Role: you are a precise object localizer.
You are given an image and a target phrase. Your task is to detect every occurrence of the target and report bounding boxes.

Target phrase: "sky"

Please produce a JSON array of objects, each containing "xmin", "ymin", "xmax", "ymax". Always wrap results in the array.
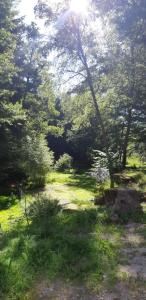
[
  {"xmin": 17, "ymin": 0, "xmax": 61, "ymax": 33},
  {"xmin": 17, "ymin": 0, "xmax": 103, "ymax": 91},
  {"xmin": 17, "ymin": 0, "xmax": 48, "ymax": 33},
  {"xmin": 18, "ymin": 0, "xmax": 37, "ymax": 24}
]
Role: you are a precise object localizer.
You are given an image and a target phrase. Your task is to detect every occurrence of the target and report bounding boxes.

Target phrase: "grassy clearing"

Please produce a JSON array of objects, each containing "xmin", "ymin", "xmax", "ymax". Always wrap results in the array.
[
  {"xmin": 0, "ymin": 206, "xmax": 122, "ymax": 300},
  {"xmin": 0, "ymin": 170, "xmax": 97, "ymax": 231},
  {"xmin": 45, "ymin": 171, "xmax": 98, "ymax": 208},
  {"xmin": 1, "ymin": 168, "xmax": 146, "ymax": 299},
  {"xmin": 0, "ymin": 171, "xmax": 120, "ymax": 299}
]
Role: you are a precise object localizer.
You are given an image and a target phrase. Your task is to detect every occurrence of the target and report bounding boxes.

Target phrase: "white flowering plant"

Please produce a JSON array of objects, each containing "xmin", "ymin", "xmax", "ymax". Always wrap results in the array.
[{"xmin": 90, "ymin": 150, "xmax": 110, "ymax": 183}]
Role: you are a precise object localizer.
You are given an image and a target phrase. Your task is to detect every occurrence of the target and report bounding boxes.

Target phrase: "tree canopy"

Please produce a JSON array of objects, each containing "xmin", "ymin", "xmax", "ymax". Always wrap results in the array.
[{"xmin": 0, "ymin": 0, "xmax": 146, "ymax": 186}]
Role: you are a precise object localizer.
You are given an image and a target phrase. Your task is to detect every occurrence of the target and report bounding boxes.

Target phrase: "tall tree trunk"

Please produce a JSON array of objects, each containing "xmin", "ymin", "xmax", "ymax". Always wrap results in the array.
[
  {"xmin": 122, "ymin": 108, "xmax": 132, "ymax": 169},
  {"xmin": 119, "ymin": 121, "xmax": 125, "ymax": 165},
  {"xmin": 121, "ymin": 44, "xmax": 136, "ymax": 169},
  {"xmin": 76, "ymin": 27, "xmax": 114, "ymax": 187}
]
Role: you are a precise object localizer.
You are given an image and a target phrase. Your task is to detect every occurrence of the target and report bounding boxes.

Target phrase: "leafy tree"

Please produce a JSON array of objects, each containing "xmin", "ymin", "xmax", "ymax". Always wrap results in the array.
[
  {"xmin": 94, "ymin": 0, "xmax": 146, "ymax": 168},
  {"xmin": 0, "ymin": 0, "xmax": 26, "ymax": 181},
  {"xmin": 0, "ymin": 0, "xmax": 57, "ymax": 185},
  {"xmin": 55, "ymin": 153, "xmax": 73, "ymax": 171},
  {"xmin": 21, "ymin": 133, "xmax": 54, "ymax": 186},
  {"xmin": 35, "ymin": 0, "xmax": 116, "ymax": 186}
]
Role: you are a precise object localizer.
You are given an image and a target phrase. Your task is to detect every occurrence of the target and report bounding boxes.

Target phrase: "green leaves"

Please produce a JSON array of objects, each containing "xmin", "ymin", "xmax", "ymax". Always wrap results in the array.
[
  {"xmin": 0, "ymin": 102, "xmax": 26, "ymax": 125},
  {"xmin": 21, "ymin": 134, "xmax": 54, "ymax": 186},
  {"xmin": 0, "ymin": 1, "xmax": 58, "ymax": 184}
]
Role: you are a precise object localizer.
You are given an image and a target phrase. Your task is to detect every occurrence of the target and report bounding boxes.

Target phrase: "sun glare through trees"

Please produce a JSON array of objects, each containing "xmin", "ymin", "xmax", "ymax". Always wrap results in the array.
[
  {"xmin": 1, "ymin": 0, "xmax": 146, "ymax": 299},
  {"xmin": 70, "ymin": 0, "xmax": 89, "ymax": 15}
]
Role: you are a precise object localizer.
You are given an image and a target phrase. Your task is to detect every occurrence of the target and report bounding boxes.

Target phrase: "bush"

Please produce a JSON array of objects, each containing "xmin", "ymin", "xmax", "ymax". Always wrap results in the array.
[
  {"xmin": 90, "ymin": 150, "xmax": 109, "ymax": 183},
  {"xmin": 55, "ymin": 153, "xmax": 73, "ymax": 172},
  {"xmin": 21, "ymin": 134, "xmax": 54, "ymax": 186},
  {"xmin": 28, "ymin": 195, "xmax": 61, "ymax": 237},
  {"xmin": 0, "ymin": 194, "xmax": 17, "ymax": 210}
]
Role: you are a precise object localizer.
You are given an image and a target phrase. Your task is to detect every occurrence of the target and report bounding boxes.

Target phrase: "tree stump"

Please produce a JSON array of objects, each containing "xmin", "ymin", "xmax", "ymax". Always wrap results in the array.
[{"xmin": 94, "ymin": 188, "xmax": 142, "ymax": 221}]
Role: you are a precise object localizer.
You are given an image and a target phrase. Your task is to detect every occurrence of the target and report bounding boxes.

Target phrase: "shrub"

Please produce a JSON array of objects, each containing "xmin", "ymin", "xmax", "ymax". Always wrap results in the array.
[
  {"xmin": 90, "ymin": 150, "xmax": 109, "ymax": 183},
  {"xmin": 0, "ymin": 194, "xmax": 17, "ymax": 210},
  {"xmin": 55, "ymin": 153, "xmax": 73, "ymax": 172},
  {"xmin": 28, "ymin": 195, "xmax": 61, "ymax": 237},
  {"xmin": 21, "ymin": 134, "xmax": 54, "ymax": 186},
  {"xmin": 90, "ymin": 150, "xmax": 121, "ymax": 183}
]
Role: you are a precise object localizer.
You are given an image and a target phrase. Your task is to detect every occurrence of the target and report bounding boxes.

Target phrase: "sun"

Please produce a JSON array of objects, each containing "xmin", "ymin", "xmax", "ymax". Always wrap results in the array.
[{"xmin": 70, "ymin": 0, "xmax": 89, "ymax": 15}]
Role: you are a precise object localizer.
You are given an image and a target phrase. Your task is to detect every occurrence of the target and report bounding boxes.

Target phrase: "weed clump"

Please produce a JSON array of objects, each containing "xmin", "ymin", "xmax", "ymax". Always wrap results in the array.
[{"xmin": 28, "ymin": 195, "xmax": 62, "ymax": 237}]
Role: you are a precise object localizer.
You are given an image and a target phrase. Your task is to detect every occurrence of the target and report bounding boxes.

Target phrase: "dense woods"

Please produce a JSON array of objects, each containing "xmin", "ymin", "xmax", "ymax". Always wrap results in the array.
[
  {"xmin": 0, "ymin": 0, "xmax": 146, "ymax": 187},
  {"xmin": 0, "ymin": 1, "xmax": 146, "ymax": 299}
]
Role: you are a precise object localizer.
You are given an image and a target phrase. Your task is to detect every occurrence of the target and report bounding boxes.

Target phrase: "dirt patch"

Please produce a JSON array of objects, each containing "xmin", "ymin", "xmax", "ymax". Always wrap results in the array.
[
  {"xmin": 117, "ymin": 224, "xmax": 146, "ymax": 281},
  {"xmin": 28, "ymin": 278, "xmax": 146, "ymax": 300},
  {"xmin": 100, "ymin": 281, "xmax": 146, "ymax": 300},
  {"xmin": 29, "ymin": 280, "xmax": 99, "ymax": 300},
  {"xmin": 100, "ymin": 223, "xmax": 146, "ymax": 299}
]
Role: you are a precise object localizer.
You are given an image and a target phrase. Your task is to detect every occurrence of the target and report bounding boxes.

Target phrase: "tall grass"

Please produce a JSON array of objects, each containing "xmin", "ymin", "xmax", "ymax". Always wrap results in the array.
[{"xmin": 0, "ymin": 198, "xmax": 120, "ymax": 300}]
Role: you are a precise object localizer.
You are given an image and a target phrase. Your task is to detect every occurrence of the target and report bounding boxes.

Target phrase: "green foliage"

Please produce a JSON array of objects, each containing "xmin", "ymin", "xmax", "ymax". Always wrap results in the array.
[
  {"xmin": 0, "ymin": 1, "xmax": 59, "ymax": 186},
  {"xmin": 55, "ymin": 153, "xmax": 73, "ymax": 172},
  {"xmin": 117, "ymin": 210, "xmax": 144, "ymax": 224},
  {"xmin": 28, "ymin": 195, "xmax": 61, "ymax": 237},
  {"xmin": 21, "ymin": 134, "xmax": 54, "ymax": 187},
  {"xmin": 0, "ymin": 195, "xmax": 17, "ymax": 210},
  {"xmin": 1, "ymin": 168, "xmax": 146, "ymax": 299},
  {"xmin": 1, "ymin": 0, "xmax": 146, "ymax": 297},
  {"xmin": 90, "ymin": 150, "xmax": 110, "ymax": 183},
  {"xmin": 127, "ymin": 155, "xmax": 143, "ymax": 168},
  {"xmin": 0, "ymin": 207, "xmax": 118, "ymax": 299}
]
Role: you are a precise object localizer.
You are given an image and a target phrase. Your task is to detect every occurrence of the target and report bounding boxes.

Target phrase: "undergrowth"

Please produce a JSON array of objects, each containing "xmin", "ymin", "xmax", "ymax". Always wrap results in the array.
[
  {"xmin": 1, "ymin": 168, "xmax": 146, "ymax": 299},
  {"xmin": 0, "ymin": 199, "xmax": 120, "ymax": 300}
]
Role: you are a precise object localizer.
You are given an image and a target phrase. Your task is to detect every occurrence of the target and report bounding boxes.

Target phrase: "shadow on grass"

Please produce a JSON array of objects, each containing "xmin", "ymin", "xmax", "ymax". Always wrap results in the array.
[
  {"xmin": 0, "ymin": 208, "xmax": 117, "ymax": 299},
  {"xmin": 67, "ymin": 172, "xmax": 97, "ymax": 193}
]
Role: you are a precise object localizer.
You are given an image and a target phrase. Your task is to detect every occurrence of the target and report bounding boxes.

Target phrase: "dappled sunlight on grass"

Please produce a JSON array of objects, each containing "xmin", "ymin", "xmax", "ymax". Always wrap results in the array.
[
  {"xmin": 118, "ymin": 169, "xmax": 146, "ymax": 192},
  {"xmin": 45, "ymin": 182, "xmax": 94, "ymax": 204},
  {"xmin": 0, "ymin": 195, "xmax": 34, "ymax": 231},
  {"xmin": 0, "ymin": 207, "xmax": 119, "ymax": 299},
  {"xmin": 67, "ymin": 172, "xmax": 97, "ymax": 192},
  {"xmin": 127, "ymin": 155, "xmax": 146, "ymax": 168},
  {"xmin": 0, "ymin": 203, "xmax": 23, "ymax": 231},
  {"xmin": 0, "ymin": 171, "xmax": 96, "ymax": 237},
  {"xmin": 45, "ymin": 171, "xmax": 97, "ymax": 208},
  {"xmin": 47, "ymin": 171, "xmax": 97, "ymax": 191},
  {"xmin": 1, "ymin": 168, "xmax": 146, "ymax": 298},
  {"xmin": 47, "ymin": 171, "xmax": 76, "ymax": 184}
]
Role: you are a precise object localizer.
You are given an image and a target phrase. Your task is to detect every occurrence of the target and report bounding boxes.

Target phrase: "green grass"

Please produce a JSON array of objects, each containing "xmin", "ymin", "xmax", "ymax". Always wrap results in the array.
[
  {"xmin": 0, "ymin": 171, "xmax": 120, "ymax": 299},
  {"xmin": 0, "ymin": 207, "xmax": 121, "ymax": 300},
  {"xmin": 1, "ymin": 168, "xmax": 146, "ymax": 299},
  {"xmin": 47, "ymin": 170, "xmax": 97, "ymax": 192},
  {"xmin": 0, "ymin": 195, "xmax": 34, "ymax": 231},
  {"xmin": 0, "ymin": 203, "xmax": 23, "ymax": 231},
  {"xmin": 45, "ymin": 171, "xmax": 97, "ymax": 208},
  {"xmin": 127, "ymin": 155, "xmax": 145, "ymax": 168},
  {"xmin": 122, "ymin": 169, "xmax": 146, "ymax": 192}
]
